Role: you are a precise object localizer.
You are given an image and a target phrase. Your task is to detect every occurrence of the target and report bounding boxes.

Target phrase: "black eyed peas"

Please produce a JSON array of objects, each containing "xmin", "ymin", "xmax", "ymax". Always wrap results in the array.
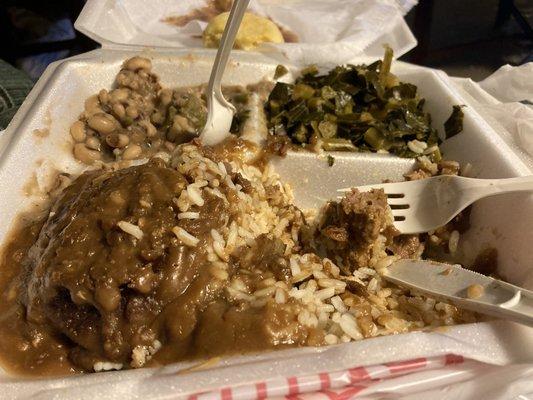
[
  {"xmin": 139, "ymin": 120, "xmax": 157, "ymax": 138},
  {"xmin": 123, "ymin": 56, "xmax": 152, "ymax": 72},
  {"xmin": 110, "ymin": 88, "xmax": 129, "ymax": 103},
  {"xmin": 85, "ymin": 136, "xmax": 101, "ymax": 151},
  {"xmin": 122, "ymin": 144, "xmax": 142, "ymax": 160},
  {"xmin": 73, "ymin": 143, "xmax": 102, "ymax": 164},
  {"xmin": 112, "ymin": 103, "xmax": 126, "ymax": 119},
  {"xmin": 106, "ymin": 133, "xmax": 130, "ymax": 149},
  {"xmin": 84, "ymin": 95, "xmax": 103, "ymax": 116},
  {"xmin": 70, "ymin": 121, "xmax": 86, "ymax": 142},
  {"xmin": 87, "ymin": 113, "xmax": 119, "ymax": 135},
  {"xmin": 70, "ymin": 56, "xmax": 247, "ymax": 165},
  {"xmin": 125, "ymin": 105, "xmax": 139, "ymax": 119}
]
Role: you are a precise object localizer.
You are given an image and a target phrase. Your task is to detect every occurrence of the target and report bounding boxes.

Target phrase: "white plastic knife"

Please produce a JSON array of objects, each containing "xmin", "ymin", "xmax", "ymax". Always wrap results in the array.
[{"xmin": 384, "ymin": 259, "xmax": 533, "ymax": 327}]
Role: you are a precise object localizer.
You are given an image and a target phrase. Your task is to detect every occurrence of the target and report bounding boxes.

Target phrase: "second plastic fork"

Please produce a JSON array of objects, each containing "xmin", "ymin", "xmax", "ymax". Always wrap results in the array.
[{"xmin": 339, "ymin": 175, "xmax": 533, "ymax": 234}]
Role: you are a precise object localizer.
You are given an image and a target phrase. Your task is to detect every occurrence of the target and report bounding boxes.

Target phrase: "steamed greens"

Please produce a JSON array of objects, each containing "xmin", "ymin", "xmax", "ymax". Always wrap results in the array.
[
  {"xmin": 265, "ymin": 49, "xmax": 462, "ymax": 159},
  {"xmin": 444, "ymin": 105, "xmax": 465, "ymax": 139}
]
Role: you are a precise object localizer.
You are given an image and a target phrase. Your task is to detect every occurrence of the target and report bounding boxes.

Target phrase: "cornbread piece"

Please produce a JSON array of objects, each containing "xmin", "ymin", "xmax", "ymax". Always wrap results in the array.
[{"xmin": 203, "ymin": 12, "xmax": 284, "ymax": 50}]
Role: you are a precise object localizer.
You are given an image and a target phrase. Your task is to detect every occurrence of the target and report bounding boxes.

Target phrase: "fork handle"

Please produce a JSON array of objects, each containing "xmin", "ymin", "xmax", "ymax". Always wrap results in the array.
[
  {"xmin": 469, "ymin": 176, "xmax": 533, "ymax": 200},
  {"xmin": 205, "ymin": 0, "xmax": 250, "ymax": 106}
]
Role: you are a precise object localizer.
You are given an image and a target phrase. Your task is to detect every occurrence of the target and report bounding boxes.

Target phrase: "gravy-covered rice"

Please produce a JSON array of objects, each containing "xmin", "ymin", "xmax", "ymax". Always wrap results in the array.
[
  {"xmin": 0, "ymin": 57, "xmax": 477, "ymax": 377},
  {"xmin": 0, "ymin": 137, "xmax": 475, "ymax": 375}
]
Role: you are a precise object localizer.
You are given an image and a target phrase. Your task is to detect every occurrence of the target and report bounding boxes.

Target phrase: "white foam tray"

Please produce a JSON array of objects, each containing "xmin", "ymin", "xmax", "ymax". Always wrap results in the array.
[{"xmin": 1, "ymin": 48, "xmax": 533, "ymax": 399}]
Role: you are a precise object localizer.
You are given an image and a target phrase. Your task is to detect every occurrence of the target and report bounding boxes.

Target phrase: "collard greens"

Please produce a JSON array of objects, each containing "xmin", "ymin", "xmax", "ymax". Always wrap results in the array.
[{"xmin": 265, "ymin": 49, "xmax": 463, "ymax": 159}]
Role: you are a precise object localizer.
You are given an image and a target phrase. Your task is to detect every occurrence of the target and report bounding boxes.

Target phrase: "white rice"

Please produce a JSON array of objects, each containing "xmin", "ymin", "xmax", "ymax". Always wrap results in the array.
[
  {"xmin": 210, "ymin": 229, "xmax": 225, "ymax": 245},
  {"xmin": 130, "ymin": 340, "xmax": 162, "ymax": 368},
  {"xmin": 340, "ymin": 313, "xmax": 363, "ymax": 340},
  {"xmin": 212, "ymin": 240, "xmax": 228, "ymax": 261},
  {"xmin": 253, "ymin": 286, "xmax": 276, "ymax": 297},
  {"xmin": 209, "ymin": 264, "xmax": 229, "ymax": 280},
  {"xmin": 331, "ymin": 296, "xmax": 347, "ymax": 313},
  {"xmin": 423, "ymin": 145, "xmax": 439, "ymax": 155},
  {"xmin": 324, "ymin": 334, "xmax": 339, "ymax": 345},
  {"xmin": 315, "ymin": 287, "xmax": 335, "ymax": 301},
  {"xmin": 172, "ymin": 226, "xmax": 199, "ymax": 247},
  {"xmin": 117, "ymin": 221, "xmax": 143, "ymax": 240},
  {"xmin": 217, "ymin": 161, "xmax": 227, "ymax": 176},
  {"xmin": 449, "ymin": 230, "xmax": 460, "ymax": 254},
  {"xmin": 407, "ymin": 140, "xmax": 428, "ymax": 154},
  {"xmin": 94, "ymin": 361, "xmax": 123, "ymax": 372},
  {"xmin": 178, "ymin": 211, "xmax": 200, "ymax": 220},
  {"xmin": 187, "ymin": 184, "xmax": 205, "ymax": 207},
  {"xmin": 275, "ymin": 288, "xmax": 287, "ymax": 304},
  {"xmin": 163, "ymin": 140, "xmax": 475, "ymax": 353}
]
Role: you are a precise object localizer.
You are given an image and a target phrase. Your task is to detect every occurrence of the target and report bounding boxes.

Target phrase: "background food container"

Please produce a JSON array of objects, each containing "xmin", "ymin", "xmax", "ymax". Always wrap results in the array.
[
  {"xmin": 1, "ymin": 2, "xmax": 533, "ymax": 399},
  {"xmin": 74, "ymin": 0, "xmax": 418, "ymax": 64}
]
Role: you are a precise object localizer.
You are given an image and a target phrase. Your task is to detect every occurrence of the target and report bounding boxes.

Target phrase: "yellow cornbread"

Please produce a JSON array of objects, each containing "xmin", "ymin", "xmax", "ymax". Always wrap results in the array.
[{"xmin": 203, "ymin": 12, "xmax": 284, "ymax": 50}]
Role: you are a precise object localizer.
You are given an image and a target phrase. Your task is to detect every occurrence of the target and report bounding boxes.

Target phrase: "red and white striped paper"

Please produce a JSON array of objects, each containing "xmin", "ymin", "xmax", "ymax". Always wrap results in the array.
[{"xmin": 189, "ymin": 354, "xmax": 465, "ymax": 400}]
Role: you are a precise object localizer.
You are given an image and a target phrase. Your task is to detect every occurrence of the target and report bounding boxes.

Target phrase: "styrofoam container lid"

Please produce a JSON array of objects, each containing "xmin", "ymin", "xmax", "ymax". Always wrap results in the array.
[{"xmin": 74, "ymin": 0, "xmax": 418, "ymax": 64}]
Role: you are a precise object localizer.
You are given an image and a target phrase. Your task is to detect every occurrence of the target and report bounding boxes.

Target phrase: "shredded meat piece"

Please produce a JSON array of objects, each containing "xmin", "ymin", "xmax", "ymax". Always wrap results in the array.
[
  {"xmin": 451, "ymin": 206, "xmax": 472, "ymax": 233},
  {"xmin": 322, "ymin": 226, "xmax": 348, "ymax": 242},
  {"xmin": 231, "ymin": 234, "xmax": 290, "ymax": 281},
  {"xmin": 403, "ymin": 169, "xmax": 432, "ymax": 181},
  {"xmin": 315, "ymin": 189, "xmax": 395, "ymax": 273},
  {"xmin": 388, "ymin": 235, "xmax": 423, "ymax": 259},
  {"xmin": 231, "ymin": 172, "xmax": 253, "ymax": 194},
  {"xmin": 266, "ymin": 134, "xmax": 291, "ymax": 156}
]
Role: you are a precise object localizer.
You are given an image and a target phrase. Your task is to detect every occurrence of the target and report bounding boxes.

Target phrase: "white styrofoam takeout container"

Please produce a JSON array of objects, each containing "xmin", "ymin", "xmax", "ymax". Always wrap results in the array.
[
  {"xmin": 1, "ymin": 0, "xmax": 533, "ymax": 396},
  {"xmin": 1, "ymin": 47, "xmax": 533, "ymax": 399},
  {"xmin": 73, "ymin": 0, "xmax": 418, "ymax": 64}
]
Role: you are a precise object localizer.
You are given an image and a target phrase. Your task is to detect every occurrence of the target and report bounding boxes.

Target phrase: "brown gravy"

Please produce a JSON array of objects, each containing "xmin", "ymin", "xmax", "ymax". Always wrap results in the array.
[
  {"xmin": 0, "ymin": 155, "xmax": 313, "ymax": 377},
  {"xmin": 0, "ymin": 219, "xmax": 78, "ymax": 376}
]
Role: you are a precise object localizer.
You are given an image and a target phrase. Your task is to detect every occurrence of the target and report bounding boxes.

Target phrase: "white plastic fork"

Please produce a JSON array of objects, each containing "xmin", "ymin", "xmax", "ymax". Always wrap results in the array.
[
  {"xmin": 199, "ymin": 0, "xmax": 251, "ymax": 146},
  {"xmin": 338, "ymin": 175, "xmax": 533, "ymax": 234}
]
